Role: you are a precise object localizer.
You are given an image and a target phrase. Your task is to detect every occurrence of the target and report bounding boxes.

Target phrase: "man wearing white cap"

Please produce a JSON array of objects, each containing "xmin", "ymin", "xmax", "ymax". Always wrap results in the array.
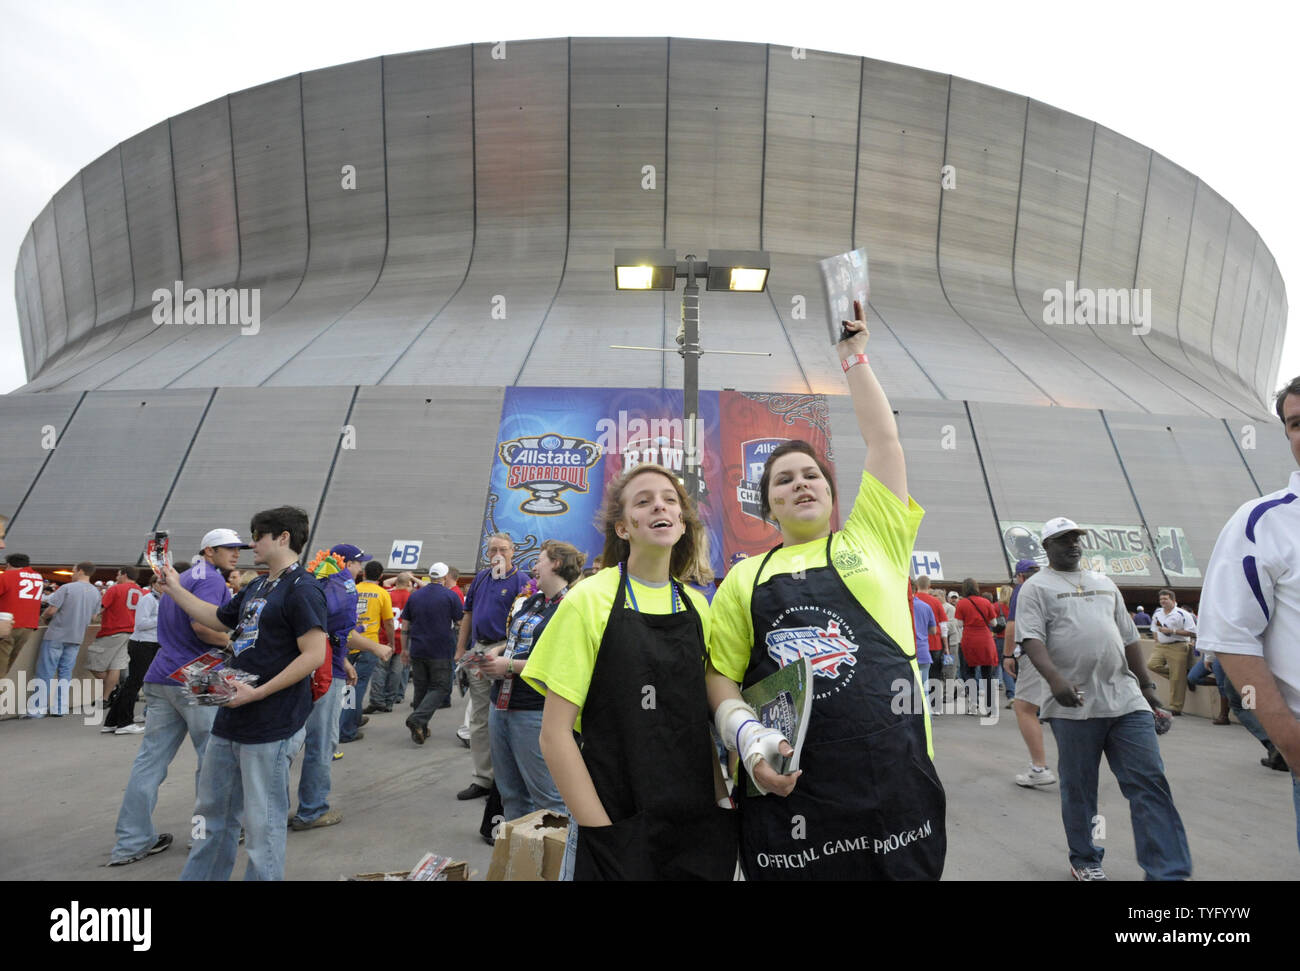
[
  {"xmin": 106, "ymin": 528, "xmax": 247, "ymax": 866},
  {"xmin": 1014, "ymin": 517, "xmax": 1190, "ymax": 881}
]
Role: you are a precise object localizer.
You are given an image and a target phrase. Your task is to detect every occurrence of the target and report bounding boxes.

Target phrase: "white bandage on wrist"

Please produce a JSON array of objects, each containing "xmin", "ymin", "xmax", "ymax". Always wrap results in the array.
[
  {"xmin": 714, "ymin": 697, "xmax": 787, "ymax": 795},
  {"xmin": 715, "ymin": 698, "xmax": 759, "ymax": 753}
]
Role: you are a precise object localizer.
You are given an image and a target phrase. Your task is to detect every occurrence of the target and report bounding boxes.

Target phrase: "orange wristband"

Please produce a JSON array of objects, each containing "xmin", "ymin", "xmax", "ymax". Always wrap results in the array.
[{"xmin": 841, "ymin": 353, "xmax": 869, "ymax": 373}]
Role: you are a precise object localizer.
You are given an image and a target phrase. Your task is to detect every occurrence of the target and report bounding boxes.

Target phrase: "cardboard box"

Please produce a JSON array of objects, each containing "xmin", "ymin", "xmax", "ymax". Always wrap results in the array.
[
  {"xmin": 349, "ymin": 860, "xmax": 468, "ymax": 881},
  {"xmin": 485, "ymin": 810, "xmax": 569, "ymax": 881}
]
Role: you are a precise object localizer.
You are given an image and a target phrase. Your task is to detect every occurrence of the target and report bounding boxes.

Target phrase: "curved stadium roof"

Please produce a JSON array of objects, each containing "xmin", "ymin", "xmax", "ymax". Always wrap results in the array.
[{"xmin": 4, "ymin": 38, "xmax": 1293, "ymax": 583}]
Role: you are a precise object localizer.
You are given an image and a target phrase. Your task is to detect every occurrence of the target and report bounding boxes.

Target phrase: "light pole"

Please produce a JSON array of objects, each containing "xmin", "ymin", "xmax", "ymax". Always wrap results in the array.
[{"xmin": 613, "ymin": 248, "xmax": 771, "ymax": 502}]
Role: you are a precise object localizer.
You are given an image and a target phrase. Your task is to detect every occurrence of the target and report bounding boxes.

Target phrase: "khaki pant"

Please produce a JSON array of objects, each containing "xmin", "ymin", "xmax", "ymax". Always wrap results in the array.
[
  {"xmin": 0, "ymin": 627, "xmax": 38, "ymax": 678},
  {"xmin": 467, "ymin": 643, "xmax": 499, "ymax": 788},
  {"xmin": 1147, "ymin": 641, "xmax": 1193, "ymax": 712}
]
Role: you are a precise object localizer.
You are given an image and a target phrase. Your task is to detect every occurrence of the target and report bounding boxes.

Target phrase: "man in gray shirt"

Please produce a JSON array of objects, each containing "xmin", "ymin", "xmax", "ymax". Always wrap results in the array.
[
  {"xmin": 1016, "ymin": 518, "xmax": 1190, "ymax": 882},
  {"xmin": 31, "ymin": 561, "xmax": 101, "ymax": 717}
]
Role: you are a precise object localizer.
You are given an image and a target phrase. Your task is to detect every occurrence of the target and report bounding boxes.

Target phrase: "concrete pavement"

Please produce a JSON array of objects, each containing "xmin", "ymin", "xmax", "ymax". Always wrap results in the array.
[{"xmin": 0, "ymin": 684, "xmax": 1294, "ymax": 881}]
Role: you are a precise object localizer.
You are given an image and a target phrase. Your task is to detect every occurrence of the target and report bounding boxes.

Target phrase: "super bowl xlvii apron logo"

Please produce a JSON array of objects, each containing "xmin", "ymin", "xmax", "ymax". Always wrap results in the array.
[
  {"xmin": 499, "ymin": 434, "xmax": 601, "ymax": 515},
  {"xmin": 765, "ymin": 605, "xmax": 859, "ymax": 697},
  {"xmin": 738, "ymin": 438, "xmax": 787, "ymax": 520}
]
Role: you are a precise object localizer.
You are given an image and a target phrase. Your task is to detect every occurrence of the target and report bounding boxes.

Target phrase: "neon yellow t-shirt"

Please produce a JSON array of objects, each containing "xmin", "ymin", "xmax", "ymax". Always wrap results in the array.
[
  {"xmin": 709, "ymin": 469, "xmax": 924, "ymax": 682},
  {"xmin": 354, "ymin": 581, "xmax": 394, "ymax": 651},
  {"xmin": 522, "ymin": 566, "xmax": 712, "ymax": 732}
]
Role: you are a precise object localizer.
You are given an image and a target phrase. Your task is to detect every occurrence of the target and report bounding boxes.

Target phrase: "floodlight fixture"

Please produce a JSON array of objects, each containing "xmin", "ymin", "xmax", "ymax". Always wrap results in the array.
[
  {"xmin": 705, "ymin": 250, "xmax": 769, "ymax": 292},
  {"xmin": 614, "ymin": 248, "xmax": 678, "ymax": 290}
]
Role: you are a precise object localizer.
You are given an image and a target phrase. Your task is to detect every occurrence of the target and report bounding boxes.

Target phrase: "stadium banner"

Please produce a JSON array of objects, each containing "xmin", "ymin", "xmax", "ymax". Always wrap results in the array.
[
  {"xmin": 481, "ymin": 387, "xmax": 835, "ymax": 577},
  {"xmin": 998, "ymin": 520, "xmax": 1156, "ymax": 578},
  {"xmin": 998, "ymin": 521, "xmax": 1201, "ymax": 580}
]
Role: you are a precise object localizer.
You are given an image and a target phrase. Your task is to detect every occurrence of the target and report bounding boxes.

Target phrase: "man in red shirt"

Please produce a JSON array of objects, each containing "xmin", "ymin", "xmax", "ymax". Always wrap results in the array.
[
  {"xmin": 914, "ymin": 575, "xmax": 948, "ymax": 692},
  {"xmin": 89, "ymin": 569, "xmax": 143, "ymax": 707},
  {"xmin": 0, "ymin": 553, "xmax": 47, "ymax": 676},
  {"xmin": 368, "ymin": 572, "xmax": 414, "ymax": 713}
]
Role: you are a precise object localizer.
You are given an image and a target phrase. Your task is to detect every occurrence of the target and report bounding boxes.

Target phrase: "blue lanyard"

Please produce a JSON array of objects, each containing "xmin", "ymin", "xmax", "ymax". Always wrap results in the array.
[{"xmin": 620, "ymin": 563, "xmax": 681, "ymax": 614}]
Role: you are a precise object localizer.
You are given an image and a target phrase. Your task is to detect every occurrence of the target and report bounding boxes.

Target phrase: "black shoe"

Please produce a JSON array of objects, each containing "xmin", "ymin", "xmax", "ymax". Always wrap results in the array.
[
  {"xmin": 406, "ymin": 718, "xmax": 425, "ymax": 745},
  {"xmin": 359, "ymin": 715, "xmax": 370, "ymax": 727},
  {"xmin": 481, "ymin": 834, "xmax": 495, "ymax": 846},
  {"xmin": 1262, "ymin": 744, "xmax": 1290, "ymax": 771},
  {"xmin": 106, "ymin": 832, "xmax": 172, "ymax": 867},
  {"xmin": 457, "ymin": 783, "xmax": 490, "ymax": 801},
  {"xmin": 363, "ymin": 704, "xmax": 381, "ymax": 714},
  {"xmin": 340, "ymin": 732, "xmax": 364, "ymax": 743}
]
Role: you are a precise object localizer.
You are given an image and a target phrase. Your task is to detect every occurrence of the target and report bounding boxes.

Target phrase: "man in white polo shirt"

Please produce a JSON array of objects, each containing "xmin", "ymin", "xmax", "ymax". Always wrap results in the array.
[
  {"xmin": 1147, "ymin": 588, "xmax": 1198, "ymax": 715},
  {"xmin": 1197, "ymin": 375, "xmax": 1300, "ymax": 853}
]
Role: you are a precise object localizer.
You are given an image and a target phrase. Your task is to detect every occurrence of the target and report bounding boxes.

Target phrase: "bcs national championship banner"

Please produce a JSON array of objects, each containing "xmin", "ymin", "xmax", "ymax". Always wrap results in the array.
[{"xmin": 480, "ymin": 387, "xmax": 836, "ymax": 576}]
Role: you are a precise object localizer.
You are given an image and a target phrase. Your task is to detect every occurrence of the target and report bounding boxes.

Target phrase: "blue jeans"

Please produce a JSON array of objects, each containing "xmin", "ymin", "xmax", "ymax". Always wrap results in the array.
[
  {"xmin": 295, "ymin": 679, "xmax": 344, "ymax": 822},
  {"xmin": 109, "ymin": 683, "xmax": 217, "ymax": 862},
  {"xmin": 32, "ymin": 638, "xmax": 81, "ymax": 716},
  {"xmin": 1211, "ymin": 659, "xmax": 1271, "ymax": 748},
  {"xmin": 181, "ymin": 726, "xmax": 306, "ymax": 881},
  {"xmin": 395, "ymin": 657, "xmax": 411, "ymax": 705},
  {"xmin": 489, "ymin": 706, "xmax": 566, "ymax": 822},
  {"xmin": 1186, "ymin": 657, "xmax": 1216, "ymax": 688},
  {"xmin": 369, "ymin": 653, "xmax": 405, "ymax": 709},
  {"xmin": 339, "ymin": 651, "xmax": 377, "ymax": 741},
  {"xmin": 1048, "ymin": 710, "xmax": 1192, "ymax": 880},
  {"xmin": 1293, "ymin": 776, "xmax": 1300, "ymax": 856},
  {"xmin": 999, "ymin": 663, "xmax": 1016, "ymax": 699}
]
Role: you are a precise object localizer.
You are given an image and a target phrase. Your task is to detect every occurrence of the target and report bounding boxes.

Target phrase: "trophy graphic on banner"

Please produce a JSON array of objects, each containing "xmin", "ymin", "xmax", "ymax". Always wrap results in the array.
[{"xmin": 499, "ymin": 434, "xmax": 602, "ymax": 514}]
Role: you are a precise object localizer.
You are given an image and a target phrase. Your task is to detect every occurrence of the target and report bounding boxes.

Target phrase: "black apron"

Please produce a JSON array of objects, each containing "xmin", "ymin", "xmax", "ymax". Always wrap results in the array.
[
  {"xmin": 736, "ymin": 535, "xmax": 946, "ymax": 880},
  {"xmin": 573, "ymin": 566, "xmax": 738, "ymax": 881}
]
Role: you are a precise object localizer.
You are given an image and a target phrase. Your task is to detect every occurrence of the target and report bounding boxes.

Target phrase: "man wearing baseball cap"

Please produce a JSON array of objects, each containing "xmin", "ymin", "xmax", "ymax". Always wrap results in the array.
[
  {"xmin": 107, "ymin": 528, "xmax": 247, "ymax": 866},
  {"xmin": 1014, "ymin": 517, "xmax": 1190, "ymax": 881},
  {"xmin": 334, "ymin": 545, "xmax": 392, "ymax": 745},
  {"xmin": 1002, "ymin": 558, "xmax": 1056, "ymax": 789}
]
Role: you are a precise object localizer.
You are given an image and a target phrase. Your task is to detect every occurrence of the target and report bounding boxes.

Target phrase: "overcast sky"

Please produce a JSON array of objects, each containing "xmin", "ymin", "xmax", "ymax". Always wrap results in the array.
[{"xmin": 2, "ymin": 0, "xmax": 1294, "ymax": 400}]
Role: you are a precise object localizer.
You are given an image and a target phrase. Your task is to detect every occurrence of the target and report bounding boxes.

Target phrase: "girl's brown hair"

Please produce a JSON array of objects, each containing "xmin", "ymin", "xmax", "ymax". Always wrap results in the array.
[{"xmin": 597, "ymin": 463, "xmax": 704, "ymax": 580}]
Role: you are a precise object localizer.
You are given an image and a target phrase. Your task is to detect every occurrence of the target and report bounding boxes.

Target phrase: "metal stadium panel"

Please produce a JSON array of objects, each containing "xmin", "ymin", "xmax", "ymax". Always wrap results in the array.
[
  {"xmin": 1103, "ymin": 412, "xmax": 1261, "ymax": 589},
  {"xmin": 155, "ymin": 386, "xmax": 353, "ymax": 563},
  {"xmin": 52, "ymin": 175, "xmax": 96, "ymax": 353},
  {"xmin": 82, "ymin": 148, "xmax": 134, "ymax": 329},
  {"xmin": 2, "ymin": 389, "xmax": 212, "ymax": 564},
  {"xmin": 269, "ymin": 47, "xmax": 476, "ymax": 386},
  {"xmin": 892, "ymin": 399, "xmax": 1007, "ymax": 581},
  {"xmin": 311, "ymin": 385, "xmax": 507, "ymax": 568},
  {"xmin": 0, "ymin": 391, "xmax": 82, "ymax": 520},
  {"xmin": 385, "ymin": 39, "xmax": 570, "ymax": 388}
]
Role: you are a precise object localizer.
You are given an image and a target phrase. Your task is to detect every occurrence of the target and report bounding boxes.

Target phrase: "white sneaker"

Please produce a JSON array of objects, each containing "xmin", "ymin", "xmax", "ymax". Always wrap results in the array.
[
  {"xmin": 1015, "ymin": 765, "xmax": 1057, "ymax": 788},
  {"xmin": 115, "ymin": 723, "xmax": 145, "ymax": 735},
  {"xmin": 100, "ymin": 724, "xmax": 118, "ymax": 733}
]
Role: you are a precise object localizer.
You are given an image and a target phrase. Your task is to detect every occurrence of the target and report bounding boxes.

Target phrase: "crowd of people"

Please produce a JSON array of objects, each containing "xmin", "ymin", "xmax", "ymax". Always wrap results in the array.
[{"xmin": 1, "ymin": 326, "xmax": 1298, "ymax": 882}]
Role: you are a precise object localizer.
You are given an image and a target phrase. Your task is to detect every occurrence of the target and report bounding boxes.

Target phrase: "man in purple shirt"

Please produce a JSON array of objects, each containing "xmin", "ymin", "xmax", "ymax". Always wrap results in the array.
[
  {"xmin": 106, "ymin": 529, "xmax": 247, "ymax": 866},
  {"xmin": 453, "ymin": 533, "xmax": 529, "ymax": 800},
  {"xmin": 402, "ymin": 572, "xmax": 464, "ymax": 745}
]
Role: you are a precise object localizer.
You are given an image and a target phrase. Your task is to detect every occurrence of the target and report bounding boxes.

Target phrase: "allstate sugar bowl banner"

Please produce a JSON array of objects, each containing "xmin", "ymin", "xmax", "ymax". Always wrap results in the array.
[{"xmin": 479, "ymin": 388, "xmax": 836, "ymax": 577}]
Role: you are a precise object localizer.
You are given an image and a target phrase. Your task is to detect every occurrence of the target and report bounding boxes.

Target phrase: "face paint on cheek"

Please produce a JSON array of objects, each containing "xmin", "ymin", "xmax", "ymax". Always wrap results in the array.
[
  {"xmin": 629, "ymin": 517, "xmax": 640, "ymax": 529},
  {"xmin": 774, "ymin": 497, "xmax": 785, "ymax": 506}
]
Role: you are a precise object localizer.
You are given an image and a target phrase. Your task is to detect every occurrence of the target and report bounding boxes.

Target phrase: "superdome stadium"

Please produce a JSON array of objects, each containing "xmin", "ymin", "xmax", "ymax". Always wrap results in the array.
[{"xmin": 3, "ymin": 37, "xmax": 1293, "ymax": 589}]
